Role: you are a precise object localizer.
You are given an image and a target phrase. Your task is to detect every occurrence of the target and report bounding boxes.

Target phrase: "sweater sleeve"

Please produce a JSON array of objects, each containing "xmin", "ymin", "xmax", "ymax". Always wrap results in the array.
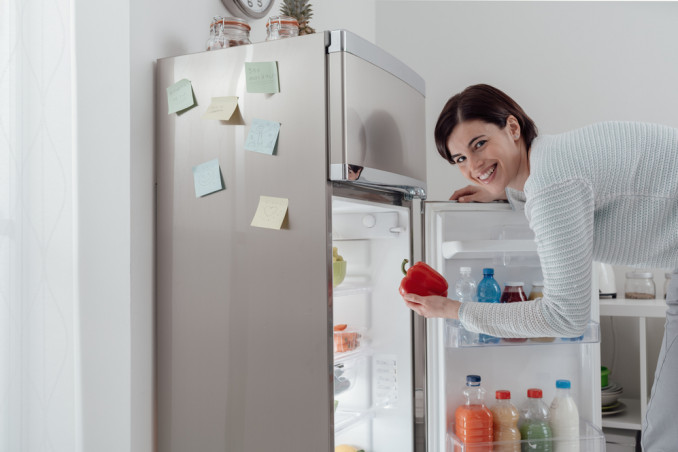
[{"xmin": 458, "ymin": 180, "xmax": 594, "ymax": 338}]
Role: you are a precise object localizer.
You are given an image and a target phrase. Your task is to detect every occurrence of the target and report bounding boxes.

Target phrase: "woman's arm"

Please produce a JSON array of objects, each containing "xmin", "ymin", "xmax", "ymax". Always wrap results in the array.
[{"xmin": 458, "ymin": 180, "xmax": 595, "ymax": 338}]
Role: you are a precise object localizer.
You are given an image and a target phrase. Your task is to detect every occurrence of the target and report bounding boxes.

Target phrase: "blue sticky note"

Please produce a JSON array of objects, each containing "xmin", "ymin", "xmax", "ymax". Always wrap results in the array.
[
  {"xmin": 245, "ymin": 62, "xmax": 280, "ymax": 94},
  {"xmin": 192, "ymin": 159, "xmax": 224, "ymax": 197},
  {"xmin": 244, "ymin": 119, "xmax": 281, "ymax": 155}
]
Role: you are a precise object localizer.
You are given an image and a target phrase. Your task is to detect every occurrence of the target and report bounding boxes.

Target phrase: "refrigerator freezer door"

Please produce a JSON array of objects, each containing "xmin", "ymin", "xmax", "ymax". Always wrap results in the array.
[
  {"xmin": 156, "ymin": 34, "xmax": 334, "ymax": 452},
  {"xmin": 326, "ymin": 31, "xmax": 426, "ymax": 199}
]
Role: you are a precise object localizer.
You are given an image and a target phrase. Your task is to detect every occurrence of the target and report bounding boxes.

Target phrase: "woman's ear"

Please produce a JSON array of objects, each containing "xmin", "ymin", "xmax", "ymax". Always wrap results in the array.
[{"xmin": 506, "ymin": 115, "xmax": 521, "ymax": 140}]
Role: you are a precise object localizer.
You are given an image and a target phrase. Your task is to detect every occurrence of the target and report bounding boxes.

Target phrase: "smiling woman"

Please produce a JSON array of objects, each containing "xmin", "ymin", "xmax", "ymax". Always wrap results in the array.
[{"xmin": 400, "ymin": 82, "xmax": 678, "ymax": 450}]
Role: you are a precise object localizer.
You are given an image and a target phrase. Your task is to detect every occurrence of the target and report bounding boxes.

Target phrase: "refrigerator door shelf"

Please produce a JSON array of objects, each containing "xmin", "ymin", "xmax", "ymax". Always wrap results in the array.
[
  {"xmin": 446, "ymin": 420, "xmax": 605, "ymax": 452},
  {"xmin": 445, "ymin": 319, "xmax": 601, "ymax": 348},
  {"xmin": 441, "ymin": 239, "xmax": 537, "ymax": 259}
]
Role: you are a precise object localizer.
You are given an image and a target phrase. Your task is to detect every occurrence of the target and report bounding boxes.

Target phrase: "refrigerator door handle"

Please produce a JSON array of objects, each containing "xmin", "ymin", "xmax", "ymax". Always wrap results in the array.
[{"xmin": 330, "ymin": 163, "xmax": 427, "ymax": 200}]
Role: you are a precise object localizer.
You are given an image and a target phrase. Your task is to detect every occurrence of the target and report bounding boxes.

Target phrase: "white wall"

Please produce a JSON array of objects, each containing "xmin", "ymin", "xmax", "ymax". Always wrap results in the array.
[
  {"xmin": 375, "ymin": 1, "xmax": 678, "ymax": 201},
  {"xmin": 75, "ymin": 1, "xmax": 678, "ymax": 450}
]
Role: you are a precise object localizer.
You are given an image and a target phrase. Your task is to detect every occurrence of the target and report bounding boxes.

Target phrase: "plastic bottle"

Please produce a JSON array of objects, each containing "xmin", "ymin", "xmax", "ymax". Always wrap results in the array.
[
  {"xmin": 455, "ymin": 267, "xmax": 478, "ymax": 344},
  {"xmin": 519, "ymin": 388, "xmax": 553, "ymax": 452},
  {"xmin": 477, "ymin": 268, "xmax": 501, "ymax": 344},
  {"xmin": 454, "ymin": 375, "xmax": 493, "ymax": 452},
  {"xmin": 549, "ymin": 380, "xmax": 579, "ymax": 452},
  {"xmin": 490, "ymin": 390, "xmax": 521, "ymax": 452}
]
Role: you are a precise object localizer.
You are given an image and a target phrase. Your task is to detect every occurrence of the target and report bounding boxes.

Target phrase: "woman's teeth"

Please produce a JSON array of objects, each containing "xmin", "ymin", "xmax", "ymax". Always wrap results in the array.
[{"xmin": 478, "ymin": 165, "xmax": 496, "ymax": 181}]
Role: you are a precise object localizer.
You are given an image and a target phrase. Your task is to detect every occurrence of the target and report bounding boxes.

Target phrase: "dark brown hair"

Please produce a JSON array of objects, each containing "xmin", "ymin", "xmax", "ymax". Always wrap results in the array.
[{"xmin": 434, "ymin": 84, "xmax": 538, "ymax": 164}]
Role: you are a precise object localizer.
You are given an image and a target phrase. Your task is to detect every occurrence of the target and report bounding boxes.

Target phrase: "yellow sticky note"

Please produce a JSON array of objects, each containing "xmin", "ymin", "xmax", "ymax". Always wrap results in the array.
[
  {"xmin": 251, "ymin": 196, "xmax": 288, "ymax": 230},
  {"xmin": 202, "ymin": 96, "xmax": 239, "ymax": 120}
]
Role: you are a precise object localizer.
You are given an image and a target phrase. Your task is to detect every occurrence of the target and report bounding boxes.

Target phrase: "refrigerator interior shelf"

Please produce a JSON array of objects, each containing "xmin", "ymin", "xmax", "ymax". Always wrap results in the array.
[
  {"xmin": 334, "ymin": 409, "xmax": 375, "ymax": 436},
  {"xmin": 442, "ymin": 239, "xmax": 537, "ymax": 259},
  {"xmin": 333, "ymin": 282, "xmax": 373, "ymax": 297},
  {"xmin": 444, "ymin": 320, "xmax": 600, "ymax": 348},
  {"xmin": 446, "ymin": 420, "xmax": 605, "ymax": 451}
]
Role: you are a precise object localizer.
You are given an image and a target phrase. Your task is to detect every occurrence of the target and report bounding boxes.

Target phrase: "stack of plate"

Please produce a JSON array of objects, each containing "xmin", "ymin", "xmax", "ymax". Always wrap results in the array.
[{"xmin": 601, "ymin": 382, "xmax": 625, "ymax": 415}]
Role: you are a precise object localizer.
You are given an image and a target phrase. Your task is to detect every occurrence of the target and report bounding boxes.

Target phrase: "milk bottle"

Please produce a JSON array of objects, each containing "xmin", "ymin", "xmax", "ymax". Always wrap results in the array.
[
  {"xmin": 549, "ymin": 380, "xmax": 579, "ymax": 452},
  {"xmin": 490, "ymin": 390, "xmax": 520, "ymax": 452}
]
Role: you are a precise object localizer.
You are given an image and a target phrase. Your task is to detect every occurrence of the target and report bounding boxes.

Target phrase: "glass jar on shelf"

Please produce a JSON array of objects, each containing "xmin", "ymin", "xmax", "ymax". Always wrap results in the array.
[
  {"xmin": 207, "ymin": 16, "xmax": 251, "ymax": 51},
  {"xmin": 528, "ymin": 282, "xmax": 555, "ymax": 343},
  {"xmin": 624, "ymin": 271, "xmax": 655, "ymax": 299},
  {"xmin": 265, "ymin": 15, "xmax": 299, "ymax": 41},
  {"xmin": 500, "ymin": 282, "xmax": 527, "ymax": 343},
  {"xmin": 665, "ymin": 272, "xmax": 674, "ymax": 299}
]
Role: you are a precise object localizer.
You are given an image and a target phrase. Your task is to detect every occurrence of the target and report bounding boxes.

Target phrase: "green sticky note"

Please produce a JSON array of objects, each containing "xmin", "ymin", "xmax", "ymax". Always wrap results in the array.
[
  {"xmin": 192, "ymin": 159, "xmax": 224, "ymax": 197},
  {"xmin": 167, "ymin": 79, "xmax": 196, "ymax": 114},
  {"xmin": 245, "ymin": 62, "xmax": 280, "ymax": 94},
  {"xmin": 245, "ymin": 119, "xmax": 281, "ymax": 155}
]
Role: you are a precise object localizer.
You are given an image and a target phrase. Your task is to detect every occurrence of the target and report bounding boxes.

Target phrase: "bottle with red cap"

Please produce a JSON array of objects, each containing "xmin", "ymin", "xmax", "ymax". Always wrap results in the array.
[
  {"xmin": 490, "ymin": 390, "xmax": 521, "ymax": 452},
  {"xmin": 519, "ymin": 388, "xmax": 553, "ymax": 452}
]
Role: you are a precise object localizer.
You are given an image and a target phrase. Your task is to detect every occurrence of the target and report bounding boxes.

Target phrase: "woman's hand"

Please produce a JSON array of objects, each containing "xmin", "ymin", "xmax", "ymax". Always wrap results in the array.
[
  {"xmin": 402, "ymin": 293, "xmax": 461, "ymax": 319},
  {"xmin": 450, "ymin": 184, "xmax": 507, "ymax": 203}
]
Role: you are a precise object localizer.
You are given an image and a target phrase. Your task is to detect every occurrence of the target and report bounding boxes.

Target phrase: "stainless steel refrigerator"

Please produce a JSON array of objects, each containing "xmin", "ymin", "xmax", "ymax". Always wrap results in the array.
[{"xmin": 155, "ymin": 30, "xmax": 604, "ymax": 452}]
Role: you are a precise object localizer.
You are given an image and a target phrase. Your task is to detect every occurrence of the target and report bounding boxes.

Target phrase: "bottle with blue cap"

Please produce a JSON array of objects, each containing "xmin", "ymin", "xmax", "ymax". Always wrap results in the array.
[
  {"xmin": 549, "ymin": 379, "xmax": 579, "ymax": 452},
  {"xmin": 454, "ymin": 375, "xmax": 493, "ymax": 450},
  {"xmin": 476, "ymin": 268, "xmax": 501, "ymax": 344}
]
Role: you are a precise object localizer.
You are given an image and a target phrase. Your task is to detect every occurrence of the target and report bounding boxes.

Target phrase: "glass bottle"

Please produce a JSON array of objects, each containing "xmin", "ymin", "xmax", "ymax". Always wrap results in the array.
[
  {"xmin": 500, "ymin": 282, "xmax": 527, "ymax": 343},
  {"xmin": 528, "ymin": 282, "xmax": 555, "ymax": 343},
  {"xmin": 477, "ymin": 268, "xmax": 501, "ymax": 344},
  {"xmin": 265, "ymin": 15, "xmax": 299, "ymax": 41},
  {"xmin": 624, "ymin": 271, "xmax": 655, "ymax": 299}
]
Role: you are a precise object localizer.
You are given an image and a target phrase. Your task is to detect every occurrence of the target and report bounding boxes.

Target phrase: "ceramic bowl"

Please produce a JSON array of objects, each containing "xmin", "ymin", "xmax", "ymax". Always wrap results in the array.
[{"xmin": 333, "ymin": 260, "xmax": 347, "ymax": 287}]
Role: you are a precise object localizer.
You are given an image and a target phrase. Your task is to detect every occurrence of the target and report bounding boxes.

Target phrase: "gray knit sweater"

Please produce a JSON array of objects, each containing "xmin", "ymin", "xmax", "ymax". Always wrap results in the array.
[{"xmin": 458, "ymin": 121, "xmax": 678, "ymax": 338}]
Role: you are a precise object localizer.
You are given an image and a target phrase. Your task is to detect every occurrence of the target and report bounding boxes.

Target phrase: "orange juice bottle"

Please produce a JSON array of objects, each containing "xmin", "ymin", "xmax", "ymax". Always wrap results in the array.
[
  {"xmin": 454, "ymin": 375, "xmax": 493, "ymax": 452},
  {"xmin": 490, "ymin": 390, "xmax": 520, "ymax": 452}
]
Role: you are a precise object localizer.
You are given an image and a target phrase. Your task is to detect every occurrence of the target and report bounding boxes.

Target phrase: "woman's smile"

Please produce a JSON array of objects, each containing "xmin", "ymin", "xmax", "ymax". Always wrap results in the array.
[{"xmin": 477, "ymin": 164, "xmax": 497, "ymax": 183}]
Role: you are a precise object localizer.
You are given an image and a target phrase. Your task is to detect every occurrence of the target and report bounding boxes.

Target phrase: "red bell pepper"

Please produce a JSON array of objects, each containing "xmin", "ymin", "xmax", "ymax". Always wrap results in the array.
[{"xmin": 399, "ymin": 259, "xmax": 448, "ymax": 297}]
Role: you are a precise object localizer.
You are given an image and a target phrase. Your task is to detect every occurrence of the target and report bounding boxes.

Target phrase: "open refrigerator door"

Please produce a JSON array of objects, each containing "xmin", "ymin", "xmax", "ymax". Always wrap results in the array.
[
  {"xmin": 330, "ymin": 188, "xmax": 416, "ymax": 451},
  {"xmin": 424, "ymin": 201, "xmax": 605, "ymax": 452}
]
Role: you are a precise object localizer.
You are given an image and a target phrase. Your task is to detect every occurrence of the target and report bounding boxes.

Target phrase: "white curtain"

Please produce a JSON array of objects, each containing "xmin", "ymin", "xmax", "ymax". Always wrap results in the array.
[{"xmin": 0, "ymin": 0, "xmax": 76, "ymax": 450}]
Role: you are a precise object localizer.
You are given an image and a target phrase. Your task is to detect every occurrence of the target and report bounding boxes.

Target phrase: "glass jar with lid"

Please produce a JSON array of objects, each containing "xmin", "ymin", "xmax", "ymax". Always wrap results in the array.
[
  {"xmin": 625, "ymin": 271, "xmax": 656, "ymax": 299},
  {"xmin": 665, "ymin": 273, "xmax": 674, "ymax": 299},
  {"xmin": 265, "ymin": 15, "xmax": 299, "ymax": 41},
  {"xmin": 207, "ymin": 16, "xmax": 251, "ymax": 51},
  {"xmin": 500, "ymin": 282, "xmax": 527, "ymax": 343},
  {"xmin": 527, "ymin": 282, "xmax": 555, "ymax": 343}
]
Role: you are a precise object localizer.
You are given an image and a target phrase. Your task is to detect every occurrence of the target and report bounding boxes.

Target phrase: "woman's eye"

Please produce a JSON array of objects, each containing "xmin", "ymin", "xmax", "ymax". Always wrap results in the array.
[
  {"xmin": 455, "ymin": 155, "xmax": 467, "ymax": 164},
  {"xmin": 474, "ymin": 140, "xmax": 487, "ymax": 150}
]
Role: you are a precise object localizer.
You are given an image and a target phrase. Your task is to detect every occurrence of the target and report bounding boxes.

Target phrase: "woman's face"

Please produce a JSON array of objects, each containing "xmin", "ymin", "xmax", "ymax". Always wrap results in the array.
[{"xmin": 446, "ymin": 117, "xmax": 526, "ymax": 196}]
